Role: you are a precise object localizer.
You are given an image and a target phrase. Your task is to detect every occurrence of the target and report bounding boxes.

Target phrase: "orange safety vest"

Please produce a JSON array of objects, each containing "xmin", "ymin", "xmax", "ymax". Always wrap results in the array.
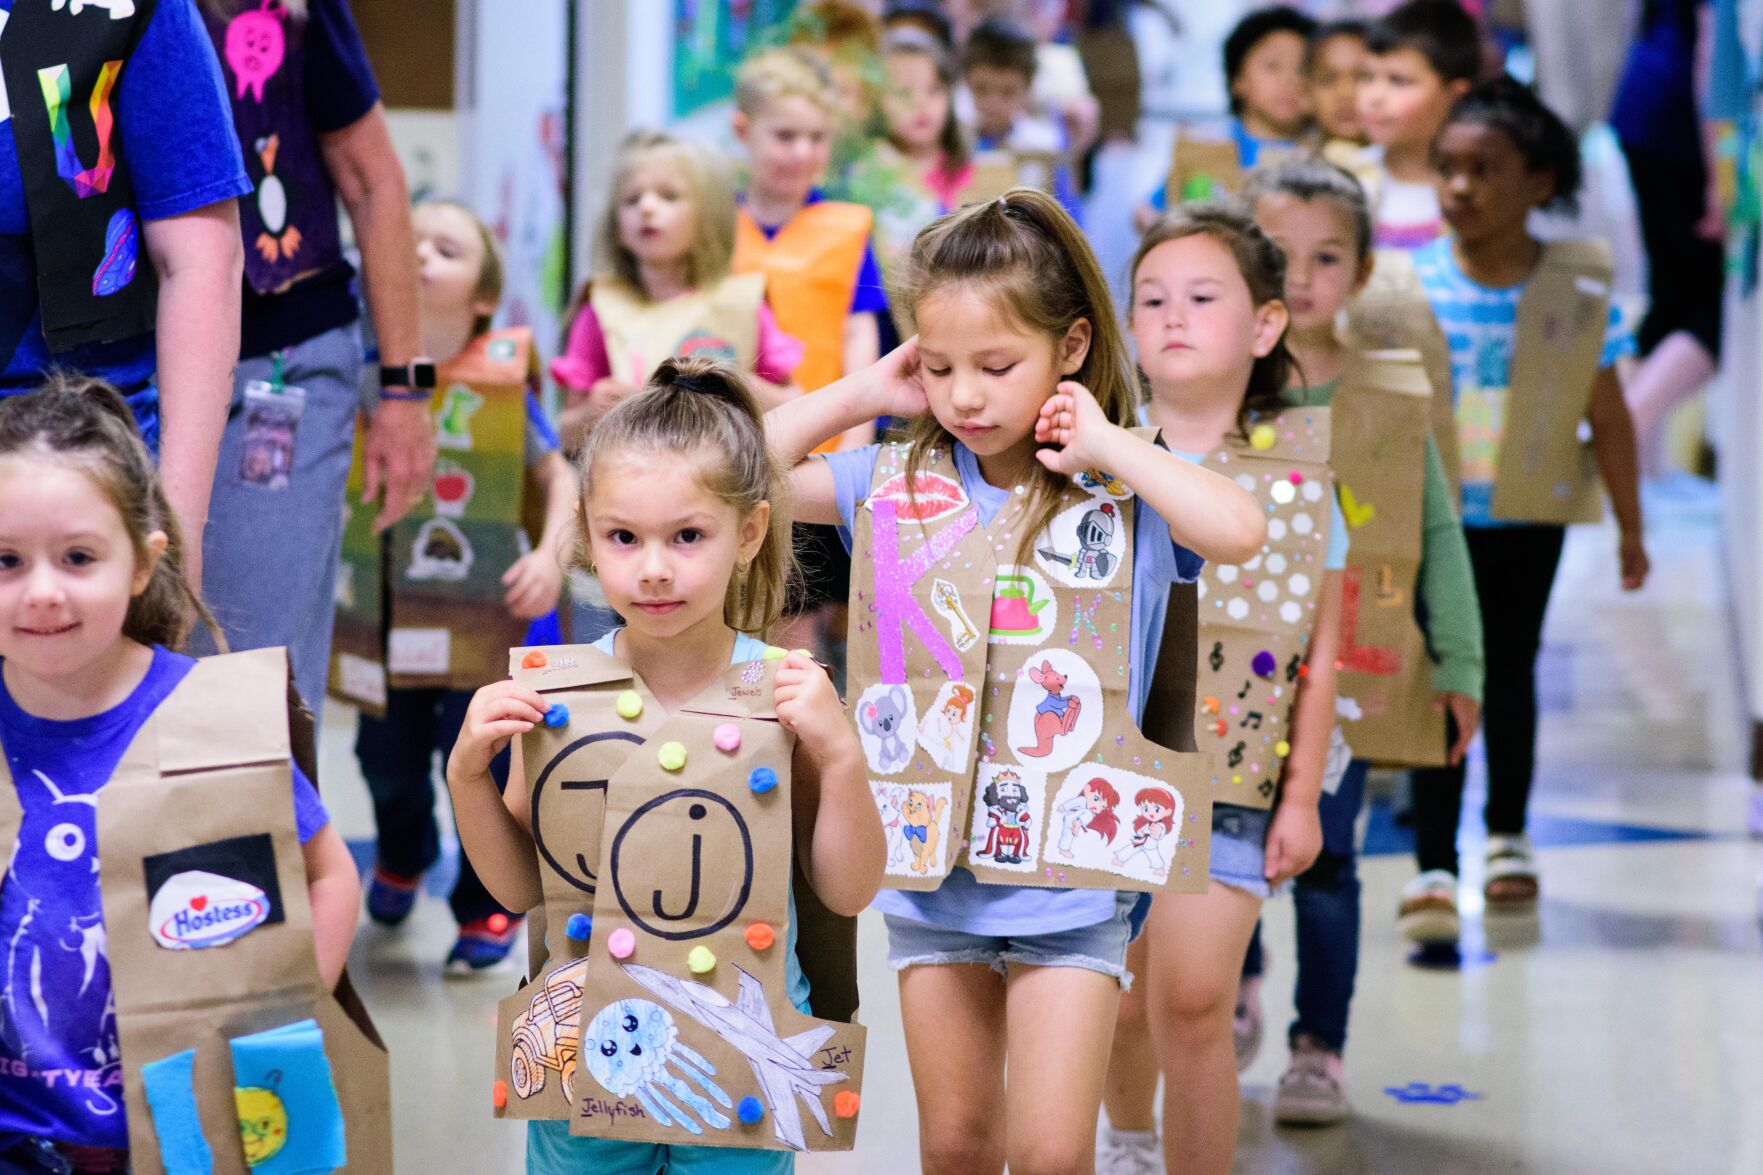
[{"xmin": 733, "ymin": 200, "xmax": 873, "ymax": 397}]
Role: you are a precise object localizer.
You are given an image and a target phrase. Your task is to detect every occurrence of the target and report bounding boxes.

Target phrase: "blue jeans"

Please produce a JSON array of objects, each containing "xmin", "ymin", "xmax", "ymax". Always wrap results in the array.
[
  {"xmin": 1243, "ymin": 759, "xmax": 1367, "ymax": 1054},
  {"xmin": 191, "ymin": 323, "xmax": 364, "ymax": 714}
]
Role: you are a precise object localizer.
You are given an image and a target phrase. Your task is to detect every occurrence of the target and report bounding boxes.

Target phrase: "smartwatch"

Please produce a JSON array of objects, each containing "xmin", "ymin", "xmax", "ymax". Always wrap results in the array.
[{"xmin": 378, "ymin": 359, "xmax": 437, "ymax": 401}]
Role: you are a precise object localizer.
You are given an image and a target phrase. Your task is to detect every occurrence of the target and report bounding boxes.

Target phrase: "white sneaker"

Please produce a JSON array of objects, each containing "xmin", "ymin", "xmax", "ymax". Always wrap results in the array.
[
  {"xmin": 1398, "ymin": 870, "xmax": 1460, "ymax": 945},
  {"xmin": 1483, "ymin": 834, "xmax": 1539, "ymax": 908},
  {"xmin": 1096, "ymin": 1125, "xmax": 1162, "ymax": 1175}
]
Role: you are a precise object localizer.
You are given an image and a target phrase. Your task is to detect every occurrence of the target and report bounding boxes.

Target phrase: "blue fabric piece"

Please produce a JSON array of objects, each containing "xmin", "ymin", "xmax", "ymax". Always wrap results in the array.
[
  {"xmin": 747, "ymin": 189, "xmax": 889, "ymax": 316},
  {"xmin": 1411, "ymin": 237, "xmax": 1634, "ymax": 526},
  {"xmin": 0, "ymin": 0, "xmax": 251, "ymax": 395},
  {"xmin": 227, "ymin": 1018, "xmax": 345, "ymax": 1175},
  {"xmin": 823, "ymin": 442, "xmax": 1202, "ymax": 936},
  {"xmin": 525, "ymin": 388, "xmax": 562, "ymax": 458},
  {"xmin": 141, "ymin": 1048, "xmax": 213, "ymax": 1175},
  {"xmin": 0, "ymin": 644, "xmax": 327, "ymax": 1149},
  {"xmin": 586, "ymin": 630, "xmax": 809, "ymax": 1012}
]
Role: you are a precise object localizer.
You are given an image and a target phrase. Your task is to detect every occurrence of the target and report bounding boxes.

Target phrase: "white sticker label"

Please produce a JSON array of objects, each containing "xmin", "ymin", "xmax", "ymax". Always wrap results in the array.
[
  {"xmin": 337, "ymin": 653, "xmax": 388, "ymax": 706},
  {"xmin": 389, "ymin": 627, "xmax": 452, "ymax": 674},
  {"xmin": 149, "ymin": 871, "xmax": 270, "ymax": 950}
]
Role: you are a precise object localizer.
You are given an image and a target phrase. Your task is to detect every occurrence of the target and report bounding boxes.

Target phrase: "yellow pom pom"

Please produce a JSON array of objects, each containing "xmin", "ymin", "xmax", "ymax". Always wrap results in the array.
[
  {"xmin": 1275, "ymin": 740, "xmax": 1291, "ymax": 757},
  {"xmin": 1250, "ymin": 424, "xmax": 1277, "ymax": 451},
  {"xmin": 687, "ymin": 947, "xmax": 717, "ymax": 974},
  {"xmin": 763, "ymin": 645, "xmax": 788, "ymax": 661},
  {"xmin": 616, "ymin": 690, "xmax": 643, "ymax": 720},
  {"xmin": 657, "ymin": 741, "xmax": 688, "ymax": 771}
]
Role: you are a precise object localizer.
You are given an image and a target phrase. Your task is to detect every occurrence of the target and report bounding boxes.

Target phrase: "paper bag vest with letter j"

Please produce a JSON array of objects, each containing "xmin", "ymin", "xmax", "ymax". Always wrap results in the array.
[
  {"xmin": 330, "ymin": 328, "xmax": 538, "ymax": 711},
  {"xmin": 0, "ymin": 649, "xmax": 391, "ymax": 1174},
  {"xmin": 493, "ymin": 647, "xmax": 865, "ymax": 1153},
  {"xmin": 1146, "ymin": 410, "xmax": 1335, "ymax": 811},
  {"xmin": 848, "ymin": 440, "xmax": 1214, "ymax": 894}
]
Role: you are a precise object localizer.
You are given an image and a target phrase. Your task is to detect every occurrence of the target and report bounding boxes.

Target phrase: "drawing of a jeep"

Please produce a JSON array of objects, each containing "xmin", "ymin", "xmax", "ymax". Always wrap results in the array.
[{"xmin": 510, "ymin": 957, "xmax": 589, "ymax": 1101}]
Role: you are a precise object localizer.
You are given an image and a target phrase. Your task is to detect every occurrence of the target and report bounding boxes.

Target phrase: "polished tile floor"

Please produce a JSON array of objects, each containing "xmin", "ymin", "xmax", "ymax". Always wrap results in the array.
[{"xmin": 322, "ymin": 476, "xmax": 1761, "ymax": 1172}]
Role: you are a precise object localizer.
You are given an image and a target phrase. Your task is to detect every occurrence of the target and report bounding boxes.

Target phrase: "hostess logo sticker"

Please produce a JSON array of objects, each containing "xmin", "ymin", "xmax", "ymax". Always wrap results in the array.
[{"xmin": 143, "ymin": 834, "xmax": 284, "ymax": 952}]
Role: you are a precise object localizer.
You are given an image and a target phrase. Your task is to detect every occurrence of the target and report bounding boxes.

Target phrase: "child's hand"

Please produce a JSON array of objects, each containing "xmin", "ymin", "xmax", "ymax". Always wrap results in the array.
[
  {"xmin": 1619, "ymin": 533, "xmax": 1649, "ymax": 592},
  {"xmin": 860, "ymin": 336, "xmax": 929, "ymax": 420},
  {"xmin": 450, "ymin": 680, "xmax": 548, "ymax": 783},
  {"xmin": 1264, "ymin": 798, "xmax": 1322, "ymax": 886},
  {"xmin": 1034, "ymin": 380, "xmax": 1116, "ymax": 475},
  {"xmin": 1434, "ymin": 692, "xmax": 1482, "ymax": 765},
  {"xmin": 773, "ymin": 653, "xmax": 855, "ymax": 761},
  {"xmin": 503, "ymin": 549, "xmax": 564, "ymax": 620}
]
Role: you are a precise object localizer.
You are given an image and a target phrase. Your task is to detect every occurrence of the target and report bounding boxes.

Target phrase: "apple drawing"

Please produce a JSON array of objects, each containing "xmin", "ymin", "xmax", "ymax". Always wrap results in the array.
[{"xmin": 433, "ymin": 461, "xmax": 474, "ymax": 517}]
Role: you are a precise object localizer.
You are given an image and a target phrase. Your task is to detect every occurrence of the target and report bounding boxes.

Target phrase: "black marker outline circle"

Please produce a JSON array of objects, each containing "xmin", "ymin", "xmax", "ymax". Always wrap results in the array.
[
  {"xmin": 530, "ymin": 731, "xmax": 644, "ymax": 894},
  {"xmin": 610, "ymin": 788, "xmax": 754, "ymax": 941}
]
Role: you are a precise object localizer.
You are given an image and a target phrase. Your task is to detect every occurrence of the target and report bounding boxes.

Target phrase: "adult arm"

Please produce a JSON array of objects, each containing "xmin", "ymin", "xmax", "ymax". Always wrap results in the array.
[
  {"xmin": 319, "ymin": 104, "xmax": 432, "ymax": 532},
  {"xmin": 143, "ymin": 200, "xmax": 245, "ymax": 591}
]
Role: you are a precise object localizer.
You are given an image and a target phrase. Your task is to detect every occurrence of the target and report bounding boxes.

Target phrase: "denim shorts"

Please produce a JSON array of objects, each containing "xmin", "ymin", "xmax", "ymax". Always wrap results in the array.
[
  {"xmin": 1211, "ymin": 803, "xmax": 1277, "ymax": 899},
  {"xmin": 881, "ymin": 891, "xmax": 1139, "ymax": 989}
]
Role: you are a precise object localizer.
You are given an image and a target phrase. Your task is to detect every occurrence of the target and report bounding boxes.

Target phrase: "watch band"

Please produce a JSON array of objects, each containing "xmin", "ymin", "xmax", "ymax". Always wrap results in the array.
[{"xmin": 378, "ymin": 359, "xmax": 437, "ymax": 390}]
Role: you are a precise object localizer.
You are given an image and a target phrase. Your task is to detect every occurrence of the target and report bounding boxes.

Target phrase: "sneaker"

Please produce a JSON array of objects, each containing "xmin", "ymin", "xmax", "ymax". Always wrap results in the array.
[
  {"xmin": 445, "ymin": 913, "xmax": 523, "ymax": 977},
  {"xmin": 1273, "ymin": 1034, "xmax": 1349, "ymax": 1126},
  {"xmin": 365, "ymin": 865, "xmax": 421, "ymax": 927},
  {"xmin": 1233, "ymin": 974, "xmax": 1264, "ymax": 1073},
  {"xmin": 1398, "ymin": 870, "xmax": 1461, "ymax": 945},
  {"xmin": 1096, "ymin": 1125, "xmax": 1161, "ymax": 1175},
  {"xmin": 1483, "ymin": 835, "xmax": 1539, "ymax": 908}
]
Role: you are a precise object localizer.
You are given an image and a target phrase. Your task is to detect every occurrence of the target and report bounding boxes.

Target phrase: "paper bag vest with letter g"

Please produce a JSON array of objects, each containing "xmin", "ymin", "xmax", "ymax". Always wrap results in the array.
[
  {"xmin": 847, "ymin": 439, "xmax": 1215, "ymax": 895},
  {"xmin": 493, "ymin": 646, "xmax": 865, "ymax": 1153},
  {"xmin": 0, "ymin": 648, "xmax": 391, "ymax": 1174},
  {"xmin": 330, "ymin": 328, "xmax": 539, "ymax": 711},
  {"xmin": 1145, "ymin": 410, "xmax": 1336, "ymax": 811}
]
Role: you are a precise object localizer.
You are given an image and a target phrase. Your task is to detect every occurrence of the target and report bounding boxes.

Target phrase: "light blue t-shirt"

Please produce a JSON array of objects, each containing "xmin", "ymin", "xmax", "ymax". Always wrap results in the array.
[
  {"xmin": 1412, "ymin": 236, "xmax": 1634, "ymax": 527},
  {"xmin": 824, "ymin": 442, "xmax": 1203, "ymax": 936}
]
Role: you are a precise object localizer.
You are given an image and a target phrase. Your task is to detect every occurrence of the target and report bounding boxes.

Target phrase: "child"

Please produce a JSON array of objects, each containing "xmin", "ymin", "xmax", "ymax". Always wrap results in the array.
[
  {"xmin": 1227, "ymin": 159, "xmax": 1484, "ymax": 1125},
  {"xmin": 1357, "ymin": 0, "xmax": 1480, "ymax": 249},
  {"xmin": 731, "ymin": 45, "xmax": 889, "ymax": 661},
  {"xmin": 447, "ymin": 358, "xmax": 884, "ymax": 1172},
  {"xmin": 1310, "ymin": 19, "xmax": 1370, "ymax": 160},
  {"xmin": 1099, "ymin": 203, "xmax": 1345, "ymax": 1175},
  {"xmin": 1402, "ymin": 76, "xmax": 1647, "ymax": 931},
  {"xmin": 553, "ymin": 132, "xmax": 804, "ymax": 451},
  {"xmin": 1135, "ymin": 5, "xmax": 1316, "ymax": 229},
  {"xmin": 0, "ymin": 377, "xmax": 358, "ymax": 1168},
  {"xmin": 961, "ymin": 18, "xmax": 1084, "ymax": 221},
  {"xmin": 768, "ymin": 189, "xmax": 1267, "ymax": 1175},
  {"xmin": 844, "ymin": 28, "xmax": 973, "ymax": 309},
  {"xmin": 355, "ymin": 200, "xmax": 578, "ymax": 975}
]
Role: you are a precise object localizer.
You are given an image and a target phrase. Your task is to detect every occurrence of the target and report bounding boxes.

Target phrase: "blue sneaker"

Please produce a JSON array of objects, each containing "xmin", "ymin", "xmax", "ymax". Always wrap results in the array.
[
  {"xmin": 445, "ymin": 913, "xmax": 523, "ymax": 977},
  {"xmin": 365, "ymin": 865, "xmax": 421, "ymax": 927}
]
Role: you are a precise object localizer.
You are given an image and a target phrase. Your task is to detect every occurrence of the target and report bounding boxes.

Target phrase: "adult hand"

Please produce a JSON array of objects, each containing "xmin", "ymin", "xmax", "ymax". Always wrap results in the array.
[{"xmin": 362, "ymin": 398, "xmax": 436, "ymax": 532}]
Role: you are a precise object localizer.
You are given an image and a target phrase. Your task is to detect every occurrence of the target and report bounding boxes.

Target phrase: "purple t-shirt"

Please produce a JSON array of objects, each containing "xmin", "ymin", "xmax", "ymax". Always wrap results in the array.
[
  {"xmin": 0, "ymin": 645, "xmax": 327, "ymax": 1149},
  {"xmin": 823, "ymin": 441, "xmax": 1201, "ymax": 936}
]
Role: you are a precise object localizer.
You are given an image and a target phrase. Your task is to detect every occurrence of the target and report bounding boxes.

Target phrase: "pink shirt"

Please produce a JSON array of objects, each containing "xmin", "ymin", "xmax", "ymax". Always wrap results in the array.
[{"xmin": 550, "ymin": 295, "xmax": 805, "ymax": 392}]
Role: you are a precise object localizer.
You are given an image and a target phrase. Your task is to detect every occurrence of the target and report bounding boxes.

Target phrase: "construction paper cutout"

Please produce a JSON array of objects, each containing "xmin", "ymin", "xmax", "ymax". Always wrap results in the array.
[
  {"xmin": 223, "ymin": 0, "xmax": 287, "ymax": 103},
  {"xmin": 1005, "ymin": 650, "xmax": 1103, "ymax": 771},
  {"xmin": 38, "ymin": 59, "xmax": 121, "ymax": 198},
  {"xmin": 619, "ymin": 963, "xmax": 846, "ymax": 1151},
  {"xmin": 251, "ymin": 134, "xmax": 302, "ymax": 264},
  {"xmin": 93, "ymin": 207, "xmax": 136, "ymax": 295},
  {"xmin": 876, "ymin": 782, "xmax": 950, "ymax": 877},
  {"xmin": 228, "ymin": 1018, "xmax": 347, "ymax": 1175},
  {"xmin": 581, "ymin": 996, "xmax": 733, "ymax": 1135},
  {"xmin": 142, "ymin": 1048, "xmax": 213, "ymax": 1175},
  {"xmin": 967, "ymin": 764, "xmax": 1047, "ymax": 872},
  {"xmin": 406, "ymin": 518, "xmax": 473, "ymax": 582},
  {"xmin": 609, "ymin": 790, "xmax": 755, "ymax": 941},
  {"xmin": 1034, "ymin": 496, "xmax": 1127, "ymax": 588},
  {"xmin": 855, "ymin": 683, "xmax": 916, "ymax": 776},
  {"xmin": 435, "ymin": 384, "xmax": 483, "ymax": 451},
  {"xmin": 916, "ymin": 680, "xmax": 977, "ymax": 773},
  {"xmin": 143, "ymin": 832, "xmax": 285, "ymax": 951},
  {"xmin": 864, "ymin": 469, "xmax": 970, "ymax": 523},
  {"xmin": 530, "ymin": 731, "xmax": 642, "ymax": 895},
  {"xmin": 988, "ymin": 565, "xmax": 1058, "ymax": 646}
]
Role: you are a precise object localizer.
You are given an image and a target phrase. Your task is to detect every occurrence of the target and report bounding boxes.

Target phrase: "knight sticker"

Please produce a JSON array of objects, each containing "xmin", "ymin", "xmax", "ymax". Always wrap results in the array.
[{"xmin": 1034, "ymin": 497, "xmax": 1126, "ymax": 587}]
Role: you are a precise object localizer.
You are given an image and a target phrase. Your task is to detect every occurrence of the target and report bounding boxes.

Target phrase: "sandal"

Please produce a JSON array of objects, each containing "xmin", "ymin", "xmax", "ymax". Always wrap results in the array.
[{"xmin": 1484, "ymin": 835, "xmax": 1539, "ymax": 907}]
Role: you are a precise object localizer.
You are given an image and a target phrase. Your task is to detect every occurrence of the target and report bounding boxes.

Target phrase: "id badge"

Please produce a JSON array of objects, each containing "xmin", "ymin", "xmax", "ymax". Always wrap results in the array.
[{"xmin": 239, "ymin": 379, "xmax": 305, "ymax": 491}]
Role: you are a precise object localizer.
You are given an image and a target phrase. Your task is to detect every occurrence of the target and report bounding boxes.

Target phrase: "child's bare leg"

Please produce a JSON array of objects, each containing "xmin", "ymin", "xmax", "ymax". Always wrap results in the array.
[
  {"xmin": 900, "ymin": 963, "xmax": 1009, "ymax": 1175},
  {"xmin": 1003, "ymin": 963, "xmax": 1123, "ymax": 1175},
  {"xmin": 1103, "ymin": 931, "xmax": 1159, "ymax": 1131}
]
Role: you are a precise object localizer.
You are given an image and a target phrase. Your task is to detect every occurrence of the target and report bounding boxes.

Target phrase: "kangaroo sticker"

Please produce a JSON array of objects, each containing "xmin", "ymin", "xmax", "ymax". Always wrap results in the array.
[{"xmin": 1005, "ymin": 650, "xmax": 1102, "ymax": 772}]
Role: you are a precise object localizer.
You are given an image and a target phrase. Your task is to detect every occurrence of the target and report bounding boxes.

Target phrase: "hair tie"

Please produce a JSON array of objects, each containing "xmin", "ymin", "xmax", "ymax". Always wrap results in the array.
[{"xmin": 671, "ymin": 372, "xmax": 706, "ymax": 396}]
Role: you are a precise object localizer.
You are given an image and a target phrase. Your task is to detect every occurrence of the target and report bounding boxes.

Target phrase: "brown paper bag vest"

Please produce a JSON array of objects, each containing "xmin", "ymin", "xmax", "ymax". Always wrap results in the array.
[
  {"xmin": 1165, "ymin": 132, "xmax": 1246, "ymax": 202},
  {"xmin": 0, "ymin": 648, "xmax": 392, "ymax": 1173},
  {"xmin": 1490, "ymin": 239, "xmax": 1612, "ymax": 525},
  {"xmin": 1346, "ymin": 248, "xmax": 1462, "ymax": 495},
  {"xmin": 492, "ymin": 646, "xmax": 864, "ymax": 1152},
  {"xmin": 590, "ymin": 272, "xmax": 766, "ymax": 386},
  {"xmin": 1148, "ymin": 410, "xmax": 1335, "ymax": 811},
  {"xmin": 329, "ymin": 328, "xmax": 538, "ymax": 710},
  {"xmin": 963, "ymin": 150, "xmax": 1063, "ymax": 204},
  {"xmin": 848, "ymin": 439, "xmax": 1214, "ymax": 896},
  {"xmin": 1329, "ymin": 351, "xmax": 1449, "ymax": 767}
]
